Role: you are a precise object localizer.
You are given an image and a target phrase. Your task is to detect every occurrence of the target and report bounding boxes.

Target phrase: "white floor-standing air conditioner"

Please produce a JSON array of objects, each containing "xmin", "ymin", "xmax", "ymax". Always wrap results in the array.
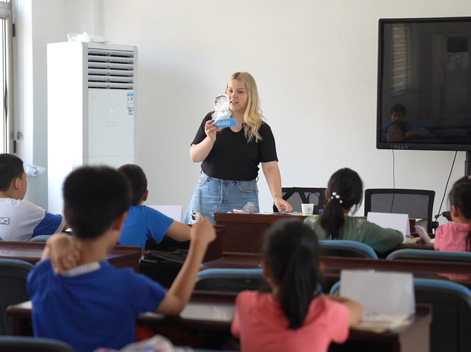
[{"xmin": 47, "ymin": 42, "xmax": 138, "ymax": 214}]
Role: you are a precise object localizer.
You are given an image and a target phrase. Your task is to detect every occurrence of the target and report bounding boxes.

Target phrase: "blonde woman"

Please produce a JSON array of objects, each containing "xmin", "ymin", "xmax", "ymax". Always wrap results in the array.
[{"xmin": 184, "ymin": 72, "xmax": 292, "ymax": 224}]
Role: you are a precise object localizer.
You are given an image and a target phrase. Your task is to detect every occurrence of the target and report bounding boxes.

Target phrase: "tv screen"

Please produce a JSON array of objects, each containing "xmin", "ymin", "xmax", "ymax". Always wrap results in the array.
[{"xmin": 377, "ymin": 17, "xmax": 471, "ymax": 151}]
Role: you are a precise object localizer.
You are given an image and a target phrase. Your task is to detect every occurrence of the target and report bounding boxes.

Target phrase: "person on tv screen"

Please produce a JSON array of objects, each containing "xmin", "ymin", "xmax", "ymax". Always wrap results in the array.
[
  {"xmin": 382, "ymin": 103, "xmax": 419, "ymax": 140},
  {"xmin": 386, "ymin": 121, "xmax": 406, "ymax": 143}
]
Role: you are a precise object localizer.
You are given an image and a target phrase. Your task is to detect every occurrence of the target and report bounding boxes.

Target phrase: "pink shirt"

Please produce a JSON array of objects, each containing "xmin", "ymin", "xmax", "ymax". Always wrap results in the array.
[
  {"xmin": 434, "ymin": 222, "xmax": 471, "ymax": 252},
  {"xmin": 231, "ymin": 291, "xmax": 350, "ymax": 352}
]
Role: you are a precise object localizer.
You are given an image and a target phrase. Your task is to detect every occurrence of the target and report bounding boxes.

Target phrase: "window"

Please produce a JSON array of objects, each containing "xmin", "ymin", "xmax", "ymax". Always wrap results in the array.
[
  {"xmin": 390, "ymin": 23, "xmax": 413, "ymax": 95},
  {"xmin": 0, "ymin": 0, "xmax": 12, "ymax": 153}
]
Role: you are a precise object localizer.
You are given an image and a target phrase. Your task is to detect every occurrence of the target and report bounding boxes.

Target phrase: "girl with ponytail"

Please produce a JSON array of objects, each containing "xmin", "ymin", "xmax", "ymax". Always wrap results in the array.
[
  {"xmin": 304, "ymin": 168, "xmax": 403, "ymax": 253},
  {"xmin": 231, "ymin": 219, "xmax": 362, "ymax": 352},
  {"xmin": 434, "ymin": 176, "xmax": 471, "ymax": 252}
]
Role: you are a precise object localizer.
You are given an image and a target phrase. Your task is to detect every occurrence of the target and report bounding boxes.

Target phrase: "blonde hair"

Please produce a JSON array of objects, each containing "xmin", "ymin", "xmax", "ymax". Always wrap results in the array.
[{"xmin": 226, "ymin": 72, "xmax": 263, "ymax": 142}]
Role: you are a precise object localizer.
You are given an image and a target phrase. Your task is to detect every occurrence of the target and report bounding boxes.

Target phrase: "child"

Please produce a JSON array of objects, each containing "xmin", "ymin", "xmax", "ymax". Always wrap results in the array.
[
  {"xmin": 381, "ymin": 103, "xmax": 419, "ymax": 139},
  {"xmin": 304, "ymin": 168, "xmax": 403, "ymax": 253},
  {"xmin": 27, "ymin": 166, "xmax": 215, "ymax": 352},
  {"xmin": 434, "ymin": 176, "xmax": 471, "ymax": 252},
  {"xmin": 231, "ymin": 219, "xmax": 362, "ymax": 352},
  {"xmin": 0, "ymin": 153, "xmax": 65, "ymax": 241},
  {"xmin": 117, "ymin": 164, "xmax": 191, "ymax": 249}
]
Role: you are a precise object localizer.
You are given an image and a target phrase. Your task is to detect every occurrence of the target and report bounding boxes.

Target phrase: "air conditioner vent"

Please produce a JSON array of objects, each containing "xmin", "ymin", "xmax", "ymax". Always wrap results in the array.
[{"xmin": 87, "ymin": 48, "xmax": 135, "ymax": 89}]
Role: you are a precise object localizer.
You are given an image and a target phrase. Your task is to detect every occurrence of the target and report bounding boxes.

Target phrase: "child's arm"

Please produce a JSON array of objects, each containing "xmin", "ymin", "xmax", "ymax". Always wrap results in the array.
[
  {"xmin": 328, "ymin": 296, "xmax": 363, "ymax": 325},
  {"xmin": 155, "ymin": 217, "xmax": 216, "ymax": 315},
  {"xmin": 165, "ymin": 221, "xmax": 191, "ymax": 242},
  {"xmin": 41, "ymin": 234, "xmax": 81, "ymax": 274}
]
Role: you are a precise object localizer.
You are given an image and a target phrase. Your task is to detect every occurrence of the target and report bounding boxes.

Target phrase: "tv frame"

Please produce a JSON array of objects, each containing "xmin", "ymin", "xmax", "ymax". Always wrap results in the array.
[{"xmin": 377, "ymin": 17, "xmax": 471, "ymax": 152}]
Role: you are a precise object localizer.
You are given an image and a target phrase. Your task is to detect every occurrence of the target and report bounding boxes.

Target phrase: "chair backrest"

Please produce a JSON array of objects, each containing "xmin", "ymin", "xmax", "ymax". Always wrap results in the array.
[
  {"xmin": 386, "ymin": 248, "xmax": 471, "ymax": 262},
  {"xmin": 364, "ymin": 188, "xmax": 435, "ymax": 233},
  {"xmin": 29, "ymin": 235, "xmax": 51, "ymax": 242},
  {"xmin": 0, "ymin": 259, "xmax": 34, "ymax": 335},
  {"xmin": 319, "ymin": 240, "xmax": 378, "ymax": 259},
  {"xmin": 0, "ymin": 336, "xmax": 76, "ymax": 352},
  {"xmin": 414, "ymin": 278, "xmax": 471, "ymax": 352},
  {"xmin": 273, "ymin": 187, "xmax": 326, "ymax": 213},
  {"xmin": 329, "ymin": 277, "xmax": 471, "ymax": 352},
  {"xmin": 195, "ymin": 268, "xmax": 267, "ymax": 293}
]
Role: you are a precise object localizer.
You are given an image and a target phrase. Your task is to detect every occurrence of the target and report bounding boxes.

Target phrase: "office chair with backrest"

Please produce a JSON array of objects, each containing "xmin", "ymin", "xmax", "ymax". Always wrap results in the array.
[
  {"xmin": 273, "ymin": 187, "xmax": 326, "ymax": 213},
  {"xmin": 0, "ymin": 259, "xmax": 34, "ymax": 335},
  {"xmin": 319, "ymin": 240, "xmax": 378, "ymax": 259},
  {"xmin": 414, "ymin": 278, "xmax": 471, "ymax": 352},
  {"xmin": 0, "ymin": 336, "xmax": 76, "ymax": 352},
  {"xmin": 364, "ymin": 188, "xmax": 435, "ymax": 233},
  {"xmin": 195, "ymin": 268, "xmax": 267, "ymax": 293}
]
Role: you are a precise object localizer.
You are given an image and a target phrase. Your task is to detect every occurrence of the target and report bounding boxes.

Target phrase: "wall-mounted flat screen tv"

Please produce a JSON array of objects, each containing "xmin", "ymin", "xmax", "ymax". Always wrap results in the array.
[{"xmin": 377, "ymin": 17, "xmax": 471, "ymax": 151}]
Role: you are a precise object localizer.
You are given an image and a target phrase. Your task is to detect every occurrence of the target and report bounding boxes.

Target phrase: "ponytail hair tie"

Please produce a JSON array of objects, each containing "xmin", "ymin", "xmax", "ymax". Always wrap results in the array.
[{"xmin": 330, "ymin": 192, "xmax": 343, "ymax": 204}]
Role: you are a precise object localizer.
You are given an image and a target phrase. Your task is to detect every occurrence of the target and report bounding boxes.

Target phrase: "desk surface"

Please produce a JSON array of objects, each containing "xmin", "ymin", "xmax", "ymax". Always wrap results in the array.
[
  {"xmin": 7, "ymin": 297, "xmax": 431, "ymax": 352},
  {"xmin": 0, "ymin": 241, "xmax": 142, "ymax": 272}
]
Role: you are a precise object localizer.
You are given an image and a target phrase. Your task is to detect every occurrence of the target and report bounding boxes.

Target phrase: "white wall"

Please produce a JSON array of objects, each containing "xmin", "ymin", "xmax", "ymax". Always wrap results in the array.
[{"xmin": 18, "ymin": 0, "xmax": 471, "ymax": 222}]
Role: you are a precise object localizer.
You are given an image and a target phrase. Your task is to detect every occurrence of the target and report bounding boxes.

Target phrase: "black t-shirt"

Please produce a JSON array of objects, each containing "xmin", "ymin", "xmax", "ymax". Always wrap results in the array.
[{"xmin": 191, "ymin": 112, "xmax": 278, "ymax": 180}]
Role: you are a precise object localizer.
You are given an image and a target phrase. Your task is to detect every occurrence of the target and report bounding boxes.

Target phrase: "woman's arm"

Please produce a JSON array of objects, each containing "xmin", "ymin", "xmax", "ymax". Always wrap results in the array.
[
  {"xmin": 261, "ymin": 161, "xmax": 292, "ymax": 213},
  {"xmin": 190, "ymin": 120, "xmax": 218, "ymax": 162}
]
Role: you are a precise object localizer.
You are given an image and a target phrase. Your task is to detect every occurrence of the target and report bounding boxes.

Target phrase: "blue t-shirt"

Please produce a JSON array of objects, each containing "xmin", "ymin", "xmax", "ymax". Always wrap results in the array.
[
  {"xmin": 119, "ymin": 205, "xmax": 174, "ymax": 249},
  {"xmin": 27, "ymin": 259, "xmax": 166, "ymax": 352}
]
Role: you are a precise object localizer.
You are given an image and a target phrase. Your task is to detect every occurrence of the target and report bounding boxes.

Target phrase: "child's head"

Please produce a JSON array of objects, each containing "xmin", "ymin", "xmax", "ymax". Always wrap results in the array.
[
  {"xmin": 449, "ymin": 176, "xmax": 471, "ymax": 220},
  {"xmin": 387, "ymin": 121, "xmax": 406, "ymax": 142},
  {"xmin": 263, "ymin": 219, "xmax": 322, "ymax": 329},
  {"xmin": 320, "ymin": 168, "xmax": 363, "ymax": 239},
  {"xmin": 390, "ymin": 103, "xmax": 406, "ymax": 122},
  {"xmin": 63, "ymin": 166, "xmax": 131, "ymax": 240},
  {"xmin": 0, "ymin": 153, "xmax": 27, "ymax": 199},
  {"xmin": 117, "ymin": 164, "xmax": 148, "ymax": 206},
  {"xmin": 448, "ymin": 176, "xmax": 471, "ymax": 250}
]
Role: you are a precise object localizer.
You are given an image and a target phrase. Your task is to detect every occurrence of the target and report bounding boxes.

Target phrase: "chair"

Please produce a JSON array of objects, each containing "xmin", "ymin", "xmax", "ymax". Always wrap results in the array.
[
  {"xmin": 386, "ymin": 248, "xmax": 471, "ymax": 263},
  {"xmin": 0, "ymin": 259, "xmax": 33, "ymax": 335},
  {"xmin": 330, "ymin": 278, "xmax": 471, "ymax": 352},
  {"xmin": 364, "ymin": 188, "xmax": 435, "ymax": 233},
  {"xmin": 319, "ymin": 240, "xmax": 378, "ymax": 259},
  {"xmin": 414, "ymin": 278, "xmax": 471, "ymax": 352},
  {"xmin": 273, "ymin": 187, "xmax": 326, "ymax": 214},
  {"xmin": 0, "ymin": 336, "xmax": 76, "ymax": 351},
  {"xmin": 195, "ymin": 268, "xmax": 267, "ymax": 293},
  {"xmin": 29, "ymin": 235, "xmax": 51, "ymax": 242}
]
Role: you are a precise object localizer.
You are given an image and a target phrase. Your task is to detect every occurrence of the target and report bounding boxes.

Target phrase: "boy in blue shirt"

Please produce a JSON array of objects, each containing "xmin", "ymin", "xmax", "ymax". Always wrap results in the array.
[
  {"xmin": 27, "ymin": 166, "xmax": 215, "ymax": 352},
  {"xmin": 0, "ymin": 153, "xmax": 65, "ymax": 241},
  {"xmin": 117, "ymin": 164, "xmax": 191, "ymax": 249}
]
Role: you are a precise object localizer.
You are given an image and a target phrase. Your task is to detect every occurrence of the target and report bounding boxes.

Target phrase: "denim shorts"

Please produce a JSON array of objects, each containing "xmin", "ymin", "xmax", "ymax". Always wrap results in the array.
[{"xmin": 183, "ymin": 171, "xmax": 259, "ymax": 224}]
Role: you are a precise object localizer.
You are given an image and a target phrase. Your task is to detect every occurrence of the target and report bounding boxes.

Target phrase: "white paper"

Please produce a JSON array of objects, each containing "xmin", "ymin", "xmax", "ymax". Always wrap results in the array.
[
  {"xmin": 367, "ymin": 212, "xmax": 410, "ymax": 238},
  {"xmin": 340, "ymin": 269, "xmax": 415, "ymax": 316}
]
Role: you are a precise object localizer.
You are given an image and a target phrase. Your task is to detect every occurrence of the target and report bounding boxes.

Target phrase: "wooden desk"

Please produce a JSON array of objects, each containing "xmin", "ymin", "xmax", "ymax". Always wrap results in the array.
[
  {"xmin": 214, "ymin": 212, "xmax": 307, "ymax": 253},
  {"xmin": 139, "ymin": 226, "xmax": 225, "ymax": 287},
  {"xmin": 0, "ymin": 241, "xmax": 142, "ymax": 272},
  {"xmin": 7, "ymin": 298, "xmax": 431, "ymax": 352}
]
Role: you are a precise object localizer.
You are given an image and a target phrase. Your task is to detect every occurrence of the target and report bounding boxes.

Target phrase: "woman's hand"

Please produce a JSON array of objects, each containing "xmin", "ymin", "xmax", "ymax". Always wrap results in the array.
[
  {"xmin": 274, "ymin": 197, "xmax": 293, "ymax": 213},
  {"xmin": 205, "ymin": 120, "xmax": 219, "ymax": 142}
]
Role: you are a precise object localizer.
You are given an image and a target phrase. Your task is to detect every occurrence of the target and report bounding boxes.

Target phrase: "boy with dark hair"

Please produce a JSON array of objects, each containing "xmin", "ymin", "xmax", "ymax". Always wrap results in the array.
[
  {"xmin": 0, "ymin": 153, "xmax": 65, "ymax": 240},
  {"xmin": 27, "ymin": 166, "xmax": 215, "ymax": 352},
  {"xmin": 117, "ymin": 164, "xmax": 191, "ymax": 249}
]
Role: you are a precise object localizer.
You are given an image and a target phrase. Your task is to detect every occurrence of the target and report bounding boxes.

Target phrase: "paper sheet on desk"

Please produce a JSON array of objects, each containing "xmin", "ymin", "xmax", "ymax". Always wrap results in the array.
[{"xmin": 367, "ymin": 212, "xmax": 410, "ymax": 238}]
